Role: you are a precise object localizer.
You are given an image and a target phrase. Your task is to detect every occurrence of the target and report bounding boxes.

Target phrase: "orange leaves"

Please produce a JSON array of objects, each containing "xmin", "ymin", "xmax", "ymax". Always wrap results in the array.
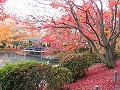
[
  {"xmin": 103, "ymin": 11, "xmax": 112, "ymax": 20},
  {"xmin": 0, "ymin": 18, "xmax": 14, "ymax": 41}
]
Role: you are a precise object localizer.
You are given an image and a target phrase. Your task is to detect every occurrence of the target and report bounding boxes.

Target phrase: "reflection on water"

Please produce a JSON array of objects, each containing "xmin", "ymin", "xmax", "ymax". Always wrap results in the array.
[{"xmin": 0, "ymin": 51, "xmax": 57, "ymax": 67}]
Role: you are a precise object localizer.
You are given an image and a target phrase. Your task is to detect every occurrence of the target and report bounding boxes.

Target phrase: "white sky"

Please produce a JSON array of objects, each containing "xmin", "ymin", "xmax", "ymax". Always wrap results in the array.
[
  {"xmin": 4, "ymin": 0, "xmax": 108, "ymax": 21},
  {"xmin": 4, "ymin": 0, "xmax": 61, "ymax": 20}
]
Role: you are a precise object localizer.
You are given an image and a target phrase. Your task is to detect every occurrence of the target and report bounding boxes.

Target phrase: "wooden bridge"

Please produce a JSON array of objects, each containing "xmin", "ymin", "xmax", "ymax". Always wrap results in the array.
[{"xmin": 23, "ymin": 47, "xmax": 45, "ymax": 60}]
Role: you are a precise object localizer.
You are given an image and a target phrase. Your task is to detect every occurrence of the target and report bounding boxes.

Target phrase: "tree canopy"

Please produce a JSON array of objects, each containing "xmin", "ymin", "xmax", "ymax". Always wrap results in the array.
[{"xmin": 42, "ymin": 0, "xmax": 120, "ymax": 68}]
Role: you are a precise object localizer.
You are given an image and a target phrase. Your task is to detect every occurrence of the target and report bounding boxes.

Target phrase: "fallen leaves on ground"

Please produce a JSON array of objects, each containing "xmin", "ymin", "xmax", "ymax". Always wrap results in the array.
[{"xmin": 66, "ymin": 60, "xmax": 120, "ymax": 90}]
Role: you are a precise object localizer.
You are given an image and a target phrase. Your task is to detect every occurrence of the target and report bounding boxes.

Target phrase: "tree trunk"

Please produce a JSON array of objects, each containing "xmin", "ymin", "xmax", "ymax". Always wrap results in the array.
[
  {"xmin": 90, "ymin": 40, "xmax": 116, "ymax": 69},
  {"xmin": 103, "ymin": 45, "xmax": 115, "ymax": 69}
]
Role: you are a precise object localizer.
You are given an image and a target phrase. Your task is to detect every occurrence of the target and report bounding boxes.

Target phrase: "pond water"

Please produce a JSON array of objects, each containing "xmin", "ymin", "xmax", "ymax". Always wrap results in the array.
[{"xmin": 0, "ymin": 51, "xmax": 59, "ymax": 67}]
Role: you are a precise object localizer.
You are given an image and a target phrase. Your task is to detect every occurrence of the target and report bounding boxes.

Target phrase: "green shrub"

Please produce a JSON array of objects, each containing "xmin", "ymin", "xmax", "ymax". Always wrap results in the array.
[
  {"xmin": 60, "ymin": 54, "xmax": 90, "ymax": 81},
  {"xmin": 47, "ymin": 66, "xmax": 72, "ymax": 90},
  {"xmin": 22, "ymin": 43, "xmax": 29, "ymax": 48},
  {"xmin": 0, "ymin": 45, "xmax": 4, "ymax": 49},
  {"xmin": 115, "ymin": 48, "xmax": 120, "ymax": 59},
  {"xmin": 0, "ymin": 61, "xmax": 41, "ymax": 90},
  {"xmin": 0, "ymin": 61, "xmax": 72, "ymax": 90},
  {"xmin": 82, "ymin": 52, "xmax": 100, "ymax": 64},
  {"xmin": 78, "ymin": 47, "xmax": 89, "ymax": 53},
  {"xmin": 115, "ymin": 53, "xmax": 120, "ymax": 59},
  {"xmin": 2, "ymin": 43, "xmax": 6, "ymax": 47}
]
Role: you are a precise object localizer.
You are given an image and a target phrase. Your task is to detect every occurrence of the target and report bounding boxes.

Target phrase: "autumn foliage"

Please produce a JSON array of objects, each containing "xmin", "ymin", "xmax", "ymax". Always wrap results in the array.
[
  {"xmin": 0, "ymin": 18, "xmax": 15, "ymax": 42},
  {"xmin": 42, "ymin": 0, "xmax": 120, "ymax": 68},
  {"xmin": 0, "ymin": 0, "xmax": 7, "ymax": 3},
  {"xmin": 42, "ymin": 28, "xmax": 85, "ymax": 53},
  {"xmin": 65, "ymin": 60, "xmax": 120, "ymax": 90}
]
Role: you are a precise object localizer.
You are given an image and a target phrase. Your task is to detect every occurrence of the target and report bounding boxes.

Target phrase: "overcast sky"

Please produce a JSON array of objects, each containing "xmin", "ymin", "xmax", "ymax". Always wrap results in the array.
[
  {"xmin": 4, "ymin": 0, "xmax": 108, "ymax": 21},
  {"xmin": 4, "ymin": 0, "xmax": 61, "ymax": 20}
]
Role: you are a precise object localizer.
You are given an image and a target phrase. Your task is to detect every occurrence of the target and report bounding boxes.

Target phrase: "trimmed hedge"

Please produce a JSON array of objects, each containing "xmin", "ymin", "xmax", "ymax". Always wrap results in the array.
[
  {"xmin": 82, "ymin": 52, "xmax": 99, "ymax": 64},
  {"xmin": 60, "ymin": 54, "xmax": 91, "ymax": 81},
  {"xmin": 47, "ymin": 66, "xmax": 72, "ymax": 90},
  {"xmin": 0, "ymin": 61, "xmax": 72, "ymax": 90}
]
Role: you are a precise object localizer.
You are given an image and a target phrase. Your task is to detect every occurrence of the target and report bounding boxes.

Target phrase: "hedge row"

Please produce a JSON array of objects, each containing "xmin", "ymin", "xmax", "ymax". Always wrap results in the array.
[
  {"xmin": 0, "ymin": 61, "xmax": 72, "ymax": 90},
  {"xmin": 60, "ymin": 52, "xmax": 98, "ymax": 81}
]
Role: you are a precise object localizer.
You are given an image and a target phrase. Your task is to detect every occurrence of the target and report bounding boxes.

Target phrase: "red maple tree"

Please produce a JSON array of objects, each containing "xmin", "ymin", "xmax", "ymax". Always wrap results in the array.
[{"xmin": 42, "ymin": 0, "xmax": 120, "ymax": 68}]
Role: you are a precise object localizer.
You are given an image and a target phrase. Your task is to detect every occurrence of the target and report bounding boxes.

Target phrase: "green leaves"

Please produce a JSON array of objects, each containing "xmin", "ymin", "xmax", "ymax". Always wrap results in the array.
[
  {"xmin": 0, "ymin": 61, "xmax": 72, "ymax": 90},
  {"xmin": 60, "ymin": 53, "xmax": 91, "ymax": 81}
]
